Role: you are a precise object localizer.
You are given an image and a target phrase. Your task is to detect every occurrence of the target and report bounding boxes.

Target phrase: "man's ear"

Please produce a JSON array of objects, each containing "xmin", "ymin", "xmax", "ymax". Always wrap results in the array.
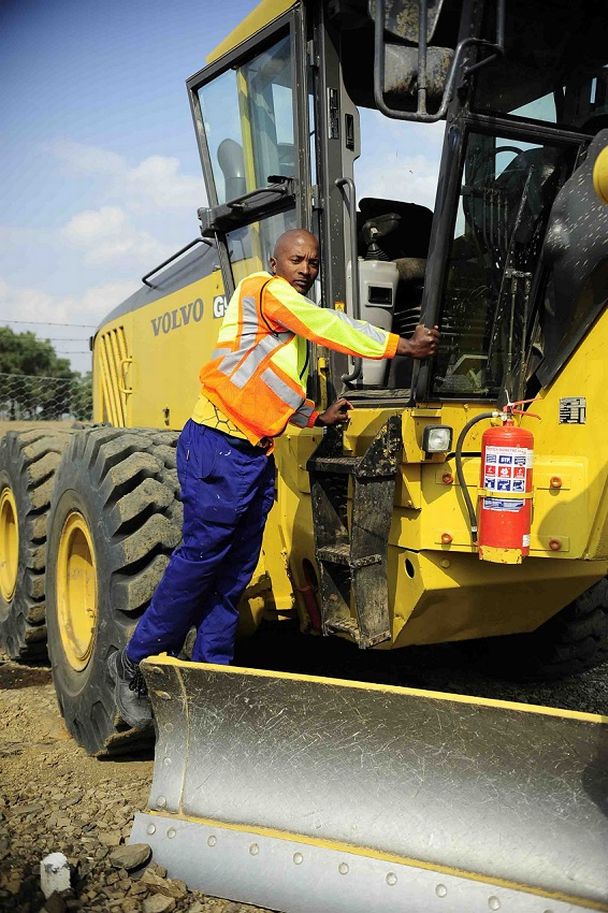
[{"xmin": 268, "ymin": 256, "xmax": 277, "ymax": 275}]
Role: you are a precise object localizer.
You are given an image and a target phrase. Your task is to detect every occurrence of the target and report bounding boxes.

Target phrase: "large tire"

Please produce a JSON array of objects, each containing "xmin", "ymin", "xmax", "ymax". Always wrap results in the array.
[
  {"xmin": 0, "ymin": 429, "xmax": 74, "ymax": 661},
  {"xmin": 45, "ymin": 426, "xmax": 182, "ymax": 756},
  {"xmin": 473, "ymin": 577, "xmax": 608, "ymax": 680}
]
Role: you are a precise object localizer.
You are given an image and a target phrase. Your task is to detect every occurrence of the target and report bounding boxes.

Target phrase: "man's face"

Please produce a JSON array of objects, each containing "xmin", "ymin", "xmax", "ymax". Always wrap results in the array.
[{"xmin": 270, "ymin": 233, "xmax": 320, "ymax": 295}]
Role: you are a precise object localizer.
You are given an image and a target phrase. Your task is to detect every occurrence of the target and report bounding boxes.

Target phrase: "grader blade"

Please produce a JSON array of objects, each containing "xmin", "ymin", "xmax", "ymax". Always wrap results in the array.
[{"xmin": 131, "ymin": 656, "xmax": 608, "ymax": 913}]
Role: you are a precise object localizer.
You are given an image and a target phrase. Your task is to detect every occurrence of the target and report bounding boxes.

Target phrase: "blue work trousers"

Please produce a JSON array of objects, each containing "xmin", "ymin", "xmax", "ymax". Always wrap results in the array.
[{"xmin": 127, "ymin": 419, "xmax": 275, "ymax": 665}]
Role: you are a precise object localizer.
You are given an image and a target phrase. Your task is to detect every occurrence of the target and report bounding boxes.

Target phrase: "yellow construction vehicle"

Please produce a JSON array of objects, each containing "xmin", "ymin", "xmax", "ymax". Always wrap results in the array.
[{"xmin": 1, "ymin": 0, "xmax": 608, "ymax": 907}]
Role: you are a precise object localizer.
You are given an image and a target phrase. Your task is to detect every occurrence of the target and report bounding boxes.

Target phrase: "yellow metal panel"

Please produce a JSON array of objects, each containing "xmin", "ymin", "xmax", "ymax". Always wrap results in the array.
[
  {"xmin": 127, "ymin": 271, "xmax": 225, "ymax": 430},
  {"xmin": 107, "ymin": 330, "xmax": 126, "ymax": 425},
  {"xmin": 206, "ymin": 0, "xmax": 297, "ymax": 64},
  {"xmin": 98, "ymin": 334, "xmax": 121, "ymax": 426},
  {"xmin": 389, "ymin": 548, "xmax": 607, "ymax": 646}
]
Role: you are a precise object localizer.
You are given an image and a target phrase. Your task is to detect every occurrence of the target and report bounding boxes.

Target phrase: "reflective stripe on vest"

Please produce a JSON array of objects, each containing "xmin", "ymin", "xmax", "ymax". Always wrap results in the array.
[{"xmin": 200, "ymin": 275, "xmax": 310, "ymax": 443}]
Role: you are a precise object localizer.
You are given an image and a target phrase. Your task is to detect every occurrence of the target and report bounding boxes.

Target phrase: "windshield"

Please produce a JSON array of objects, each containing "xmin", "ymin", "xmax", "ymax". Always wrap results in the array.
[
  {"xmin": 197, "ymin": 34, "xmax": 295, "ymax": 205},
  {"xmin": 474, "ymin": 0, "xmax": 608, "ymax": 130},
  {"xmin": 432, "ymin": 132, "xmax": 575, "ymax": 400}
]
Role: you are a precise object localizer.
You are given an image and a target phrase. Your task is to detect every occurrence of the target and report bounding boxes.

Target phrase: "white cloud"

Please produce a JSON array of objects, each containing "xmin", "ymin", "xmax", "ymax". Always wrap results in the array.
[
  {"xmin": 356, "ymin": 112, "xmax": 444, "ymax": 210},
  {"xmin": 125, "ymin": 155, "xmax": 204, "ymax": 210},
  {"xmin": 62, "ymin": 205, "xmax": 168, "ymax": 266},
  {"xmin": 0, "ymin": 276, "xmax": 140, "ymax": 373},
  {"xmin": 0, "ymin": 276, "xmax": 138, "ymax": 328},
  {"xmin": 50, "ymin": 140, "xmax": 125, "ymax": 177},
  {"xmin": 0, "ymin": 278, "xmax": 60, "ymax": 323},
  {"xmin": 49, "ymin": 140, "xmax": 205, "ymax": 212},
  {"xmin": 356, "ymin": 153, "xmax": 441, "ymax": 211}
]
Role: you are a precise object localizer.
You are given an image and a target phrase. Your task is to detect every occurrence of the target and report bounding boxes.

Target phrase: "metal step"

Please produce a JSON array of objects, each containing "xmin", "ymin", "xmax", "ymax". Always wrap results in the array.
[
  {"xmin": 307, "ymin": 416, "xmax": 403, "ymax": 648},
  {"xmin": 308, "ymin": 455, "xmax": 359, "ymax": 474},
  {"xmin": 317, "ymin": 545, "xmax": 382, "ymax": 568}
]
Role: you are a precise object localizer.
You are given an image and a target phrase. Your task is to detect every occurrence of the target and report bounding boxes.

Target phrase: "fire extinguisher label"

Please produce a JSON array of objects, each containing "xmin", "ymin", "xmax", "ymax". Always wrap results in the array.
[{"xmin": 483, "ymin": 446, "xmax": 532, "ymax": 511}]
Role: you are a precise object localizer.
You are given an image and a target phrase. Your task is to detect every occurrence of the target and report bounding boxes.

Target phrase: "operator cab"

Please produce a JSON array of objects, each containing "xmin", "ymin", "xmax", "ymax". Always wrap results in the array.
[{"xmin": 187, "ymin": 0, "xmax": 608, "ymax": 407}]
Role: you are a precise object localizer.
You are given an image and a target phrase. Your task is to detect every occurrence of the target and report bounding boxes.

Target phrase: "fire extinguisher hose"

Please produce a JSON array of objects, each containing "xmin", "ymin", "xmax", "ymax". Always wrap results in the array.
[{"xmin": 454, "ymin": 411, "xmax": 497, "ymax": 543}]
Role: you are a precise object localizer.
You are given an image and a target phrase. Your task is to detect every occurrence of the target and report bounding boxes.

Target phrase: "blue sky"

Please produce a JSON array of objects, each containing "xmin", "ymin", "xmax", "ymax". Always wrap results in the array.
[
  {"xmin": 1, "ymin": 0, "xmax": 442, "ymax": 374},
  {"xmin": 0, "ymin": 0, "xmax": 260, "ymax": 372}
]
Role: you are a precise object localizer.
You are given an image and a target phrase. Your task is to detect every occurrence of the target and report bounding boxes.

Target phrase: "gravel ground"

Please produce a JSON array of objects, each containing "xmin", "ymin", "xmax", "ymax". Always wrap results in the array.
[
  {"xmin": 1, "ymin": 639, "xmax": 606, "ymax": 913},
  {"xmin": 0, "ymin": 659, "xmax": 273, "ymax": 913}
]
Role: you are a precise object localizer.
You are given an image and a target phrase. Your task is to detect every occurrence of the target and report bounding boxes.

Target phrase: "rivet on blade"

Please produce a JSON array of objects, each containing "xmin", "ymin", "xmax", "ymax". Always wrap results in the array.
[
  {"xmin": 167, "ymin": 828, "xmax": 176, "ymax": 839},
  {"xmin": 385, "ymin": 873, "xmax": 397, "ymax": 886},
  {"xmin": 156, "ymin": 796, "xmax": 167, "ymax": 808},
  {"xmin": 146, "ymin": 824, "xmax": 156, "ymax": 836},
  {"xmin": 249, "ymin": 843, "xmax": 259, "ymax": 856},
  {"xmin": 207, "ymin": 836, "xmax": 217, "ymax": 848},
  {"xmin": 488, "ymin": 898, "xmax": 501, "ymax": 911},
  {"xmin": 435, "ymin": 884, "xmax": 447, "ymax": 898},
  {"xmin": 163, "ymin": 757, "xmax": 172, "ymax": 766},
  {"xmin": 338, "ymin": 863, "xmax": 349, "ymax": 875},
  {"xmin": 293, "ymin": 853, "xmax": 303, "ymax": 865}
]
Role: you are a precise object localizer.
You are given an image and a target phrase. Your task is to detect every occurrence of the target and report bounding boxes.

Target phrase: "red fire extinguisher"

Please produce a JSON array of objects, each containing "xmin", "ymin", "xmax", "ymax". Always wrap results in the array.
[{"xmin": 477, "ymin": 409, "xmax": 535, "ymax": 563}]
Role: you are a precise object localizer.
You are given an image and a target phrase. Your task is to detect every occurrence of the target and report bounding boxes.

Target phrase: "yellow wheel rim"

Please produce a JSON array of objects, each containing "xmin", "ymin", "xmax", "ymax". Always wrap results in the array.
[
  {"xmin": 0, "ymin": 486, "xmax": 19, "ymax": 602},
  {"xmin": 56, "ymin": 511, "xmax": 98, "ymax": 671},
  {"xmin": 593, "ymin": 145, "xmax": 608, "ymax": 204}
]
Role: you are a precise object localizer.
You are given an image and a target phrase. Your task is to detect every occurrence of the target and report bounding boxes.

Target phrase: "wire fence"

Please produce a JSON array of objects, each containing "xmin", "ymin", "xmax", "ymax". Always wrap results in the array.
[{"xmin": 0, "ymin": 373, "xmax": 92, "ymax": 423}]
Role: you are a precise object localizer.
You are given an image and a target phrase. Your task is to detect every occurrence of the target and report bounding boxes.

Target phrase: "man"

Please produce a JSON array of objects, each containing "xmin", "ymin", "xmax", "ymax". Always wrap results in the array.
[{"xmin": 109, "ymin": 229, "xmax": 439, "ymax": 726}]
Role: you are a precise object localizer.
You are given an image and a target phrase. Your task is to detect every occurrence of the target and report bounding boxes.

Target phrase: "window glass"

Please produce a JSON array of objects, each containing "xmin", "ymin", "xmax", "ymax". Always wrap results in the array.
[
  {"xmin": 432, "ymin": 133, "xmax": 573, "ymax": 400},
  {"xmin": 473, "ymin": 1, "xmax": 608, "ymax": 130},
  {"xmin": 198, "ymin": 35, "xmax": 295, "ymax": 204},
  {"xmin": 228, "ymin": 210, "xmax": 298, "ymax": 286}
]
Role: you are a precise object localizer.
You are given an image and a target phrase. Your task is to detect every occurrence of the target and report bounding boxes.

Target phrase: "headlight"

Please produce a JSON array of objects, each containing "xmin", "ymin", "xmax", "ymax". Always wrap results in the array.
[{"xmin": 422, "ymin": 425, "xmax": 453, "ymax": 453}]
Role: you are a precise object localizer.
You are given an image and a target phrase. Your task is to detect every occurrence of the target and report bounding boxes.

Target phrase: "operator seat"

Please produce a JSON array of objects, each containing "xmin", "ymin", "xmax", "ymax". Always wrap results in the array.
[{"xmin": 355, "ymin": 197, "xmax": 433, "ymax": 387}]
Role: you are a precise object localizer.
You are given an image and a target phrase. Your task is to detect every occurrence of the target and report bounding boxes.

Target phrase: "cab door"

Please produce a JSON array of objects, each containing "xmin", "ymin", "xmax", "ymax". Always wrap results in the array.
[{"xmin": 186, "ymin": 3, "xmax": 312, "ymax": 298}]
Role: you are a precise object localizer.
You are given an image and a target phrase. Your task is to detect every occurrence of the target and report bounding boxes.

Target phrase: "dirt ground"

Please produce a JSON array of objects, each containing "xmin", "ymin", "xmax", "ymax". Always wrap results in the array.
[
  {"xmin": 0, "ymin": 658, "xmax": 271, "ymax": 913},
  {"xmin": 2, "ymin": 637, "xmax": 607, "ymax": 913},
  {"xmin": 0, "ymin": 421, "xmax": 70, "ymax": 435}
]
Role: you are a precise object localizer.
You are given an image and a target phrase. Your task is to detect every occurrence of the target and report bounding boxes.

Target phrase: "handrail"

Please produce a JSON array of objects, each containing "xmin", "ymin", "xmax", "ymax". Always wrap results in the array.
[
  {"xmin": 335, "ymin": 177, "xmax": 362, "ymax": 385},
  {"xmin": 373, "ymin": 0, "xmax": 505, "ymax": 123},
  {"xmin": 142, "ymin": 237, "xmax": 212, "ymax": 289}
]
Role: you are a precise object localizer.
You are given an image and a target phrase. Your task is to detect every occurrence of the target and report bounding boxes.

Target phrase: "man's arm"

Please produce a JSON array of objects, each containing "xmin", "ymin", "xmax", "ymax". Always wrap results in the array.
[
  {"xmin": 263, "ymin": 277, "xmax": 398, "ymax": 359},
  {"xmin": 397, "ymin": 324, "xmax": 440, "ymax": 358},
  {"xmin": 264, "ymin": 276, "xmax": 439, "ymax": 360},
  {"xmin": 315, "ymin": 398, "xmax": 352, "ymax": 426}
]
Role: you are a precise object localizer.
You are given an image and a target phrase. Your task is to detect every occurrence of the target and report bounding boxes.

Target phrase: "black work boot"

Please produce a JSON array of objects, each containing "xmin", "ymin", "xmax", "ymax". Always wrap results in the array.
[{"xmin": 107, "ymin": 647, "xmax": 152, "ymax": 729}]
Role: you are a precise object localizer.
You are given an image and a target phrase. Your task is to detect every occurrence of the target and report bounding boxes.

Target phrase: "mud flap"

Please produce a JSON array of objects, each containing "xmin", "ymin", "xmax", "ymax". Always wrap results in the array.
[{"xmin": 131, "ymin": 656, "xmax": 608, "ymax": 913}]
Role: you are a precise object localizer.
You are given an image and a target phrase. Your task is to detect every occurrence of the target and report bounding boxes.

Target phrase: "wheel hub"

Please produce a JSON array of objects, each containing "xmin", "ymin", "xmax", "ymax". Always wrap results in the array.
[
  {"xmin": 57, "ymin": 511, "xmax": 98, "ymax": 671},
  {"xmin": 0, "ymin": 486, "xmax": 19, "ymax": 602}
]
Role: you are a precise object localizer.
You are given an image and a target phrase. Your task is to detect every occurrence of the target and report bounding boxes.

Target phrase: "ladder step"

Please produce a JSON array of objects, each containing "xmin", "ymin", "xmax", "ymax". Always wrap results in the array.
[
  {"xmin": 309, "ymin": 456, "xmax": 359, "ymax": 474},
  {"xmin": 317, "ymin": 545, "xmax": 382, "ymax": 568}
]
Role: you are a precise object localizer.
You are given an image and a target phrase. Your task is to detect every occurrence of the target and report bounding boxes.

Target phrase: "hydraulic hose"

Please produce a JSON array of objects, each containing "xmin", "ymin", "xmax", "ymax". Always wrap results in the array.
[{"xmin": 454, "ymin": 411, "xmax": 497, "ymax": 543}]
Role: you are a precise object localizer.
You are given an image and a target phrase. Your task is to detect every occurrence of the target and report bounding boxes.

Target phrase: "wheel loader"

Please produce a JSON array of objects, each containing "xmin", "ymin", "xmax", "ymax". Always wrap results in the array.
[{"xmin": 1, "ymin": 0, "xmax": 607, "ymax": 909}]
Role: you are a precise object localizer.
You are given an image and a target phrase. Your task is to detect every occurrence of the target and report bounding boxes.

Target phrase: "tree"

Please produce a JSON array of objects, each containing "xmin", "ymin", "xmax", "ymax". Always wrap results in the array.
[
  {"xmin": 0, "ymin": 327, "xmax": 74, "ymax": 377},
  {"xmin": 0, "ymin": 327, "xmax": 83, "ymax": 419},
  {"xmin": 70, "ymin": 372, "xmax": 93, "ymax": 421}
]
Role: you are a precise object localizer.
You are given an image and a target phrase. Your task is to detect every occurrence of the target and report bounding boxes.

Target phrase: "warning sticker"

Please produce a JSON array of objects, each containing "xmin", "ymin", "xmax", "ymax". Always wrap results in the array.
[
  {"xmin": 485, "ymin": 446, "xmax": 533, "ymax": 471},
  {"xmin": 559, "ymin": 397, "xmax": 586, "ymax": 424},
  {"xmin": 482, "ymin": 446, "xmax": 531, "ymax": 510},
  {"xmin": 483, "ymin": 498, "xmax": 524, "ymax": 512}
]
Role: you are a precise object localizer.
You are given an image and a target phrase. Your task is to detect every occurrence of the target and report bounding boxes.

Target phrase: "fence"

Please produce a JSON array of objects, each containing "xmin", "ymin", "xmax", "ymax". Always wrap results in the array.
[{"xmin": 0, "ymin": 373, "xmax": 92, "ymax": 423}]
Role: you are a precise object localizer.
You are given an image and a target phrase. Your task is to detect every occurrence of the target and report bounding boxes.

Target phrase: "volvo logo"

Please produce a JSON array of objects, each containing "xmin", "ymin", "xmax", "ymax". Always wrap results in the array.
[{"xmin": 151, "ymin": 298, "xmax": 204, "ymax": 336}]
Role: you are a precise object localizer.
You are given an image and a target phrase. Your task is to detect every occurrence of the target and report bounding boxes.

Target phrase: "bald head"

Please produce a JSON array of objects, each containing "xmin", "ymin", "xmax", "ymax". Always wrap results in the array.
[{"xmin": 269, "ymin": 229, "xmax": 320, "ymax": 295}]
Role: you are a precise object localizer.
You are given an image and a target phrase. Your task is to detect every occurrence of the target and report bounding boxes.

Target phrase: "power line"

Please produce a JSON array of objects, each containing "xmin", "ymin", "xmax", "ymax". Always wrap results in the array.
[{"xmin": 0, "ymin": 318, "xmax": 96, "ymax": 329}]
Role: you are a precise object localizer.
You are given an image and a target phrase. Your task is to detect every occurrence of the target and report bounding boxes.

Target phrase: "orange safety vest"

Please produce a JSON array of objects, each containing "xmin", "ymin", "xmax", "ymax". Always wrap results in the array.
[{"xmin": 199, "ymin": 272, "xmax": 399, "ymax": 445}]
